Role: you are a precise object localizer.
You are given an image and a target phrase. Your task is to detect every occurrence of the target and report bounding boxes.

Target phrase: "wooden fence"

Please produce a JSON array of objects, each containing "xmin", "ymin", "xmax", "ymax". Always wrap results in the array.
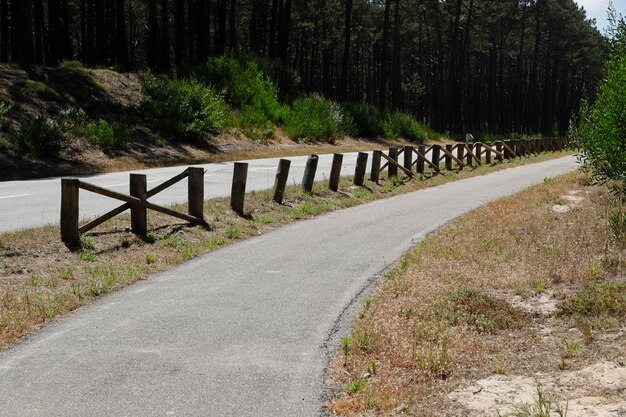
[{"xmin": 61, "ymin": 138, "xmax": 568, "ymax": 246}]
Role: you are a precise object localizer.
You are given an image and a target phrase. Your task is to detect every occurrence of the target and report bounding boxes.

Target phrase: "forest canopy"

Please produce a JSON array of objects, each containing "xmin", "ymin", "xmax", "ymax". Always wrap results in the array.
[{"xmin": 1, "ymin": 0, "xmax": 608, "ymax": 135}]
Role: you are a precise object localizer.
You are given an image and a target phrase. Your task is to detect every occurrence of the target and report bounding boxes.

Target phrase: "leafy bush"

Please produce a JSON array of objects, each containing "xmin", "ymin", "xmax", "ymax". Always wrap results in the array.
[
  {"xmin": 83, "ymin": 119, "xmax": 131, "ymax": 149},
  {"xmin": 140, "ymin": 73, "xmax": 228, "ymax": 139},
  {"xmin": 238, "ymin": 106, "xmax": 275, "ymax": 143},
  {"xmin": 15, "ymin": 115, "xmax": 66, "ymax": 157},
  {"xmin": 283, "ymin": 95, "xmax": 345, "ymax": 142},
  {"xmin": 382, "ymin": 112, "xmax": 434, "ymax": 143},
  {"xmin": 342, "ymin": 102, "xmax": 384, "ymax": 138},
  {"xmin": 195, "ymin": 56, "xmax": 282, "ymax": 122},
  {"xmin": 573, "ymin": 25, "xmax": 626, "ymax": 188}
]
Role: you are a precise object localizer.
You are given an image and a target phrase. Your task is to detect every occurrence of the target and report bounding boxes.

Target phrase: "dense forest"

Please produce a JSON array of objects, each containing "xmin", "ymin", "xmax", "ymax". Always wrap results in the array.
[{"xmin": 1, "ymin": 0, "xmax": 609, "ymax": 135}]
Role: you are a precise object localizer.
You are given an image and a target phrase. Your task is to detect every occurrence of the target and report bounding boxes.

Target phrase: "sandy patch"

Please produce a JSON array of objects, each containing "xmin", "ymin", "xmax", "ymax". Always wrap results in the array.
[{"xmin": 449, "ymin": 361, "xmax": 626, "ymax": 416}]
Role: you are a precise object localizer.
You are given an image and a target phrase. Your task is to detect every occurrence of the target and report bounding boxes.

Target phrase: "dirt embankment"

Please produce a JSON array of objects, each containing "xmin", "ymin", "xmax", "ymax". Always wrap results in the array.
[{"xmin": 0, "ymin": 65, "xmax": 413, "ymax": 181}]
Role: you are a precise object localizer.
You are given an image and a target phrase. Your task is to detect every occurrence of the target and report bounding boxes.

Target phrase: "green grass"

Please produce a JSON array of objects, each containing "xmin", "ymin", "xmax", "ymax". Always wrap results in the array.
[{"xmin": 558, "ymin": 280, "xmax": 626, "ymax": 328}]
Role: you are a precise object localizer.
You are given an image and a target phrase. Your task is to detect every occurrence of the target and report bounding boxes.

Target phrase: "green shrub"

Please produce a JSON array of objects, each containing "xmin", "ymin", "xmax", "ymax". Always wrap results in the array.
[
  {"xmin": 573, "ymin": 25, "xmax": 626, "ymax": 188},
  {"xmin": 558, "ymin": 280, "xmax": 626, "ymax": 321},
  {"xmin": 382, "ymin": 112, "xmax": 434, "ymax": 142},
  {"xmin": 238, "ymin": 106, "xmax": 275, "ymax": 142},
  {"xmin": 140, "ymin": 73, "xmax": 228, "ymax": 139},
  {"xmin": 83, "ymin": 119, "xmax": 131, "ymax": 149},
  {"xmin": 15, "ymin": 115, "xmax": 66, "ymax": 157},
  {"xmin": 195, "ymin": 56, "xmax": 282, "ymax": 122},
  {"xmin": 342, "ymin": 102, "xmax": 384, "ymax": 138},
  {"xmin": 283, "ymin": 95, "xmax": 345, "ymax": 142}
]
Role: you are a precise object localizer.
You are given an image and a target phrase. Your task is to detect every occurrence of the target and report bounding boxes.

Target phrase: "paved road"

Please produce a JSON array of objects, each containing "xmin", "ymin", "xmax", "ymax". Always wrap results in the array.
[
  {"xmin": 0, "ymin": 151, "xmax": 399, "ymax": 233},
  {"xmin": 0, "ymin": 157, "xmax": 577, "ymax": 417}
]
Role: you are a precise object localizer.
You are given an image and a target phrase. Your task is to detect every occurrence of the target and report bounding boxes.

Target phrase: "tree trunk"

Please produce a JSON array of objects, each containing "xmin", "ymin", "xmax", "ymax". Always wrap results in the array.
[
  {"xmin": 379, "ymin": 0, "xmax": 391, "ymax": 110},
  {"xmin": 338, "ymin": 0, "xmax": 353, "ymax": 101}
]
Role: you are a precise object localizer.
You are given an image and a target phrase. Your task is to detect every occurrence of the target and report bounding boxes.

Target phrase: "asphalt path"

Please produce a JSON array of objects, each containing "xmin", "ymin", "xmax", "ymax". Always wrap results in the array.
[
  {"xmin": 0, "ymin": 150, "xmax": 413, "ymax": 234},
  {"xmin": 0, "ymin": 156, "xmax": 577, "ymax": 417}
]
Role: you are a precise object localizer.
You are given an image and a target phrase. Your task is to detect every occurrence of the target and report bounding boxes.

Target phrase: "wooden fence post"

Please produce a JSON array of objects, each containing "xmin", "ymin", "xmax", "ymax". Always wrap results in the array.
[
  {"xmin": 388, "ymin": 147, "xmax": 398, "ymax": 179},
  {"xmin": 329, "ymin": 153, "xmax": 343, "ymax": 191},
  {"xmin": 431, "ymin": 145, "xmax": 441, "ymax": 173},
  {"xmin": 485, "ymin": 143, "xmax": 492, "ymax": 164},
  {"xmin": 417, "ymin": 145, "xmax": 425, "ymax": 174},
  {"xmin": 503, "ymin": 141, "xmax": 512, "ymax": 159},
  {"xmin": 61, "ymin": 178, "xmax": 80, "ymax": 248},
  {"xmin": 466, "ymin": 144, "xmax": 473, "ymax": 166},
  {"xmin": 188, "ymin": 167, "xmax": 204, "ymax": 219},
  {"xmin": 130, "ymin": 173, "xmax": 147, "ymax": 236},
  {"xmin": 354, "ymin": 152, "xmax": 368, "ymax": 186},
  {"xmin": 496, "ymin": 141, "xmax": 503, "ymax": 162},
  {"xmin": 474, "ymin": 143, "xmax": 482, "ymax": 164},
  {"xmin": 445, "ymin": 144, "xmax": 453, "ymax": 170},
  {"xmin": 404, "ymin": 146, "xmax": 413, "ymax": 172},
  {"xmin": 230, "ymin": 162, "xmax": 248, "ymax": 215},
  {"xmin": 273, "ymin": 159, "xmax": 291, "ymax": 204},
  {"xmin": 370, "ymin": 150, "xmax": 382, "ymax": 182},
  {"xmin": 302, "ymin": 154, "xmax": 319, "ymax": 193}
]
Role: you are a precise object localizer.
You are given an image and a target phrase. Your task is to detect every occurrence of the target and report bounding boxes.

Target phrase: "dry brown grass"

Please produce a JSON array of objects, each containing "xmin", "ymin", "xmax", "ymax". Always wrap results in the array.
[
  {"xmin": 327, "ymin": 171, "xmax": 626, "ymax": 416},
  {"xmin": 0, "ymin": 151, "xmax": 569, "ymax": 351}
]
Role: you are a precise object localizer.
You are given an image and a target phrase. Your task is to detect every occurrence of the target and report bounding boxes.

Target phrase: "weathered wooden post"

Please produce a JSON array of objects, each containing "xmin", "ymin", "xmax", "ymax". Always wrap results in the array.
[
  {"xmin": 417, "ymin": 145, "xmax": 425, "ymax": 174},
  {"xmin": 431, "ymin": 144, "xmax": 441, "ymax": 173},
  {"xmin": 503, "ymin": 141, "xmax": 512, "ymax": 159},
  {"xmin": 388, "ymin": 147, "xmax": 398, "ymax": 179},
  {"xmin": 474, "ymin": 143, "xmax": 482, "ymax": 164},
  {"xmin": 130, "ymin": 173, "xmax": 147, "ymax": 235},
  {"xmin": 354, "ymin": 152, "xmax": 368, "ymax": 186},
  {"xmin": 302, "ymin": 154, "xmax": 319, "ymax": 193},
  {"xmin": 230, "ymin": 162, "xmax": 248, "ymax": 215},
  {"xmin": 496, "ymin": 141, "xmax": 503, "ymax": 162},
  {"xmin": 445, "ymin": 144, "xmax": 453, "ymax": 170},
  {"xmin": 329, "ymin": 153, "xmax": 343, "ymax": 191},
  {"xmin": 456, "ymin": 143, "xmax": 464, "ymax": 166},
  {"xmin": 61, "ymin": 178, "xmax": 80, "ymax": 248},
  {"xmin": 370, "ymin": 150, "xmax": 382, "ymax": 182},
  {"xmin": 485, "ymin": 143, "xmax": 492, "ymax": 164},
  {"xmin": 466, "ymin": 144, "xmax": 473, "ymax": 167},
  {"xmin": 188, "ymin": 167, "xmax": 204, "ymax": 219},
  {"xmin": 404, "ymin": 146, "xmax": 413, "ymax": 172},
  {"xmin": 273, "ymin": 159, "xmax": 291, "ymax": 204}
]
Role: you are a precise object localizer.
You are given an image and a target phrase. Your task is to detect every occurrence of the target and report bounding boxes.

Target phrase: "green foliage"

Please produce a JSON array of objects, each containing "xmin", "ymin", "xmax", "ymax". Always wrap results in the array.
[
  {"xmin": 558, "ymin": 280, "xmax": 626, "ymax": 322},
  {"xmin": 345, "ymin": 379, "xmax": 366, "ymax": 394},
  {"xmin": 196, "ymin": 56, "xmax": 283, "ymax": 122},
  {"xmin": 82, "ymin": 119, "xmax": 131, "ymax": 149},
  {"xmin": 14, "ymin": 115, "xmax": 66, "ymax": 158},
  {"xmin": 342, "ymin": 102, "xmax": 384, "ymax": 138},
  {"xmin": 573, "ymin": 26, "xmax": 626, "ymax": 188},
  {"xmin": 435, "ymin": 287, "xmax": 526, "ymax": 334},
  {"xmin": 283, "ymin": 95, "xmax": 345, "ymax": 142},
  {"xmin": 140, "ymin": 73, "xmax": 228, "ymax": 139},
  {"xmin": 238, "ymin": 106, "xmax": 275, "ymax": 142},
  {"xmin": 382, "ymin": 113, "xmax": 434, "ymax": 143}
]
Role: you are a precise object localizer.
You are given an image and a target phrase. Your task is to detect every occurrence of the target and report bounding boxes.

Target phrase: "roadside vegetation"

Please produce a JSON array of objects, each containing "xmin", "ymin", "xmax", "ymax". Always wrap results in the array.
[
  {"xmin": 328, "ymin": 171, "xmax": 626, "ymax": 416},
  {"xmin": 0, "ymin": 150, "xmax": 568, "ymax": 351},
  {"xmin": 0, "ymin": 57, "xmax": 437, "ymax": 175}
]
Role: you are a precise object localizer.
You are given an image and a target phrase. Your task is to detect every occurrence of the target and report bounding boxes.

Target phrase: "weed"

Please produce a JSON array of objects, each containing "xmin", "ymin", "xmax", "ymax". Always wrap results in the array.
[
  {"xmin": 162, "ymin": 232, "xmax": 185, "ymax": 248},
  {"xmin": 145, "ymin": 253, "xmax": 157, "ymax": 264},
  {"xmin": 256, "ymin": 214, "xmax": 276, "ymax": 225},
  {"xmin": 492, "ymin": 355, "xmax": 506, "ymax": 374},
  {"xmin": 76, "ymin": 251, "xmax": 98, "ymax": 262},
  {"xmin": 202, "ymin": 235, "xmax": 228, "ymax": 250},
  {"xmin": 543, "ymin": 177, "xmax": 554, "ymax": 184},
  {"xmin": 352, "ymin": 326, "xmax": 376, "ymax": 352},
  {"xmin": 416, "ymin": 340, "xmax": 452, "ymax": 379},
  {"xmin": 58, "ymin": 266, "xmax": 75, "ymax": 280},
  {"xmin": 558, "ymin": 280, "xmax": 626, "ymax": 326},
  {"xmin": 435, "ymin": 287, "xmax": 526, "ymax": 334},
  {"xmin": 508, "ymin": 383, "xmax": 568, "ymax": 417},
  {"xmin": 225, "ymin": 225, "xmax": 242, "ymax": 239},
  {"xmin": 28, "ymin": 275, "xmax": 41, "ymax": 287},
  {"xmin": 345, "ymin": 379, "xmax": 366, "ymax": 394},
  {"xmin": 81, "ymin": 119, "xmax": 131, "ymax": 149},
  {"xmin": 80, "ymin": 235, "xmax": 96, "ymax": 251},
  {"xmin": 86, "ymin": 265, "xmax": 119, "ymax": 296},
  {"xmin": 607, "ymin": 206, "xmax": 626, "ymax": 248},
  {"xmin": 530, "ymin": 278, "xmax": 549, "ymax": 294},
  {"xmin": 180, "ymin": 244, "xmax": 198, "ymax": 260},
  {"xmin": 341, "ymin": 337, "xmax": 351, "ymax": 366}
]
